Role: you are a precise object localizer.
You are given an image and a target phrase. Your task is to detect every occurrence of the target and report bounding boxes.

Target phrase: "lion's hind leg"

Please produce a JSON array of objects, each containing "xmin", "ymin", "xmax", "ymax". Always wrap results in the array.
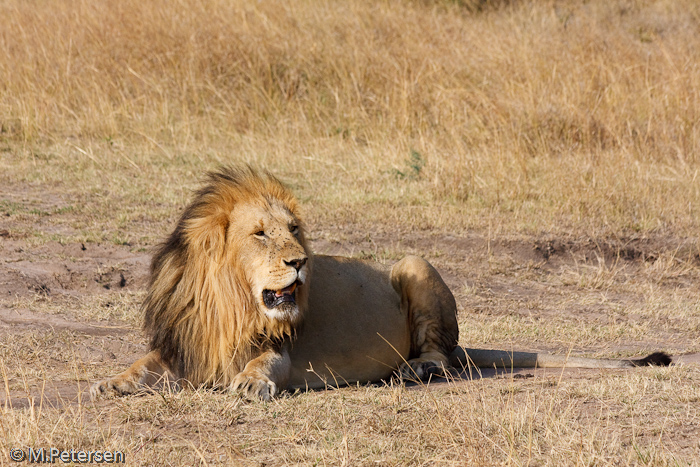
[
  {"xmin": 90, "ymin": 350, "xmax": 176, "ymax": 399},
  {"xmin": 390, "ymin": 255, "xmax": 459, "ymax": 381}
]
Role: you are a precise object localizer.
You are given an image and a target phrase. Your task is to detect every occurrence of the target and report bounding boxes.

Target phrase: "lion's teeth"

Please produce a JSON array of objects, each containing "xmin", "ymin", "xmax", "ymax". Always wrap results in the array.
[{"xmin": 275, "ymin": 282, "xmax": 297, "ymax": 297}]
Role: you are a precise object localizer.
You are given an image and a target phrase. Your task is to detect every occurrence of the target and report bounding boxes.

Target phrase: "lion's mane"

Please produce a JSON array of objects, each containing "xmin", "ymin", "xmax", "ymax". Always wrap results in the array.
[{"xmin": 142, "ymin": 166, "xmax": 309, "ymax": 387}]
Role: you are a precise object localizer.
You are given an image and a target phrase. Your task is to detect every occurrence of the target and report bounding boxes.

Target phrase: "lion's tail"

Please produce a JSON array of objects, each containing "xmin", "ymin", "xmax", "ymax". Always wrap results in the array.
[{"xmin": 449, "ymin": 347, "xmax": 672, "ymax": 370}]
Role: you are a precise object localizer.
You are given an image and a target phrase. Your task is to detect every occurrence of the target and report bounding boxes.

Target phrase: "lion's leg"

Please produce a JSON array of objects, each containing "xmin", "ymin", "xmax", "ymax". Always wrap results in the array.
[
  {"xmin": 231, "ymin": 346, "xmax": 291, "ymax": 401},
  {"xmin": 90, "ymin": 350, "xmax": 175, "ymax": 399},
  {"xmin": 390, "ymin": 255, "xmax": 459, "ymax": 380}
]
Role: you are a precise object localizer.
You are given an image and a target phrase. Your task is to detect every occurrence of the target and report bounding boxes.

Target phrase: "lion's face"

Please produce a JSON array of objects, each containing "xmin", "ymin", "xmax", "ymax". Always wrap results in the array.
[{"xmin": 230, "ymin": 198, "xmax": 309, "ymax": 322}]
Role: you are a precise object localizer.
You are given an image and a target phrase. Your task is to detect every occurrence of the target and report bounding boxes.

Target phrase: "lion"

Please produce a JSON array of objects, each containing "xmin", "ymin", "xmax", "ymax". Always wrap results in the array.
[{"xmin": 90, "ymin": 166, "xmax": 671, "ymax": 401}]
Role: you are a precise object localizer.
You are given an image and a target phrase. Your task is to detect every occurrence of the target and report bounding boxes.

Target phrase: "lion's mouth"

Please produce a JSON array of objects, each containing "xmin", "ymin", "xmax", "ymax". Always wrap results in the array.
[{"xmin": 263, "ymin": 282, "xmax": 298, "ymax": 309}]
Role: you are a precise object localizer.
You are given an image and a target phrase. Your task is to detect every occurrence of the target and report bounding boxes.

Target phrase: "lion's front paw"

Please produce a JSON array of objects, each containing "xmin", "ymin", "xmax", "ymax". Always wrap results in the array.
[
  {"xmin": 231, "ymin": 371, "xmax": 278, "ymax": 401},
  {"xmin": 89, "ymin": 377, "xmax": 141, "ymax": 400},
  {"xmin": 399, "ymin": 358, "xmax": 453, "ymax": 382}
]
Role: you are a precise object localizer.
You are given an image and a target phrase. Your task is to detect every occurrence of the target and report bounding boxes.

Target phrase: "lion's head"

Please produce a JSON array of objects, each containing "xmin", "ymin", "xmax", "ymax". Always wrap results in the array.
[{"xmin": 142, "ymin": 166, "xmax": 310, "ymax": 387}]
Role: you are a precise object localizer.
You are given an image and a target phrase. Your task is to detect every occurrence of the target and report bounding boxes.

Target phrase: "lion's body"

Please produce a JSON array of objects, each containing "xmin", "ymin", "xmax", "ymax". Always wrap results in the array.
[
  {"xmin": 90, "ymin": 166, "xmax": 670, "ymax": 401},
  {"xmin": 288, "ymin": 254, "xmax": 459, "ymax": 389},
  {"xmin": 288, "ymin": 255, "xmax": 411, "ymax": 388}
]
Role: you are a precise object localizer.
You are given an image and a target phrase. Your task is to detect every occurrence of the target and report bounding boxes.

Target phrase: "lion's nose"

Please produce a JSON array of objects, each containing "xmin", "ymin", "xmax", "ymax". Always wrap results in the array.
[{"xmin": 285, "ymin": 257, "xmax": 307, "ymax": 271}]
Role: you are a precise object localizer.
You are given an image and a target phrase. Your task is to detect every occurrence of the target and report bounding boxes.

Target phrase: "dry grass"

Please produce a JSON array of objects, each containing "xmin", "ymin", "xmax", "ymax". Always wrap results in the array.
[
  {"xmin": 1, "ymin": 0, "xmax": 699, "ymax": 240},
  {"xmin": 2, "ymin": 359, "xmax": 699, "ymax": 465},
  {"xmin": 2, "ymin": 0, "xmax": 700, "ymax": 465}
]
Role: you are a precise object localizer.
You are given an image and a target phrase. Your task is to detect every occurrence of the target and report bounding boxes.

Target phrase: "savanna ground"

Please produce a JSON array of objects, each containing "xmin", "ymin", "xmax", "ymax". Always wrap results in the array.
[{"xmin": 1, "ymin": 0, "xmax": 699, "ymax": 465}]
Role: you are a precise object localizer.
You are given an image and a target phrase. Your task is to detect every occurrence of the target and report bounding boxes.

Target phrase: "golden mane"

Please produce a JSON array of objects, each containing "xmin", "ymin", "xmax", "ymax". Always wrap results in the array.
[{"xmin": 142, "ymin": 166, "xmax": 308, "ymax": 388}]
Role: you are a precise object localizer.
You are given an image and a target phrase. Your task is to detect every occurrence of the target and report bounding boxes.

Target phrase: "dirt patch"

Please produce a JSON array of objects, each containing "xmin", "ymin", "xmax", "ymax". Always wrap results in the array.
[
  {"xmin": 0, "ymin": 305, "xmax": 132, "ymax": 336},
  {"xmin": 0, "ymin": 239, "xmax": 150, "ymax": 300},
  {"xmin": 1, "ymin": 381, "xmax": 89, "ymax": 410}
]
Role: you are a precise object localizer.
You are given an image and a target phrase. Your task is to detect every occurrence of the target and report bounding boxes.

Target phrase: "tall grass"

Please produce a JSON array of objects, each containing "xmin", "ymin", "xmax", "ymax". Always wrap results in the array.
[{"xmin": 1, "ymin": 0, "xmax": 699, "ymax": 237}]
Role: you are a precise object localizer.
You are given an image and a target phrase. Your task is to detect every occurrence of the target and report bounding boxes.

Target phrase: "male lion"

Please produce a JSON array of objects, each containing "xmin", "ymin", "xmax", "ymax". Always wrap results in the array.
[{"xmin": 91, "ymin": 166, "xmax": 670, "ymax": 401}]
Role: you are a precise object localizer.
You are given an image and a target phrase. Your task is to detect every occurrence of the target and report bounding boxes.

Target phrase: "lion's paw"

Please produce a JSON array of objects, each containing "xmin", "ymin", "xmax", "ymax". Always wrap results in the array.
[
  {"xmin": 231, "ymin": 371, "xmax": 278, "ymax": 401},
  {"xmin": 90, "ymin": 377, "xmax": 141, "ymax": 400},
  {"xmin": 399, "ymin": 358, "xmax": 453, "ymax": 382}
]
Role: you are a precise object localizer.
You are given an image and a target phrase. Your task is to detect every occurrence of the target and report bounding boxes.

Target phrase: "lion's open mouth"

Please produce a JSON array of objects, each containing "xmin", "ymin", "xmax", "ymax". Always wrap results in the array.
[{"xmin": 262, "ymin": 282, "xmax": 298, "ymax": 309}]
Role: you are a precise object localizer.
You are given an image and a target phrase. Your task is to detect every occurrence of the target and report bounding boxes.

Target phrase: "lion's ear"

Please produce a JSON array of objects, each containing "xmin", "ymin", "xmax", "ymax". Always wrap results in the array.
[{"xmin": 185, "ymin": 211, "xmax": 230, "ymax": 262}]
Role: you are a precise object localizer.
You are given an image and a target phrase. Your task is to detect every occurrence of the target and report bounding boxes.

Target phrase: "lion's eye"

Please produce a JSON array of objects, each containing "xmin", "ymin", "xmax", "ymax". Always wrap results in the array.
[
  {"xmin": 290, "ymin": 226, "xmax": 299, "ymax": 235},
  {"xmin": 253, "ymin": 230, "xmax": 266, "ymax": 238}
]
